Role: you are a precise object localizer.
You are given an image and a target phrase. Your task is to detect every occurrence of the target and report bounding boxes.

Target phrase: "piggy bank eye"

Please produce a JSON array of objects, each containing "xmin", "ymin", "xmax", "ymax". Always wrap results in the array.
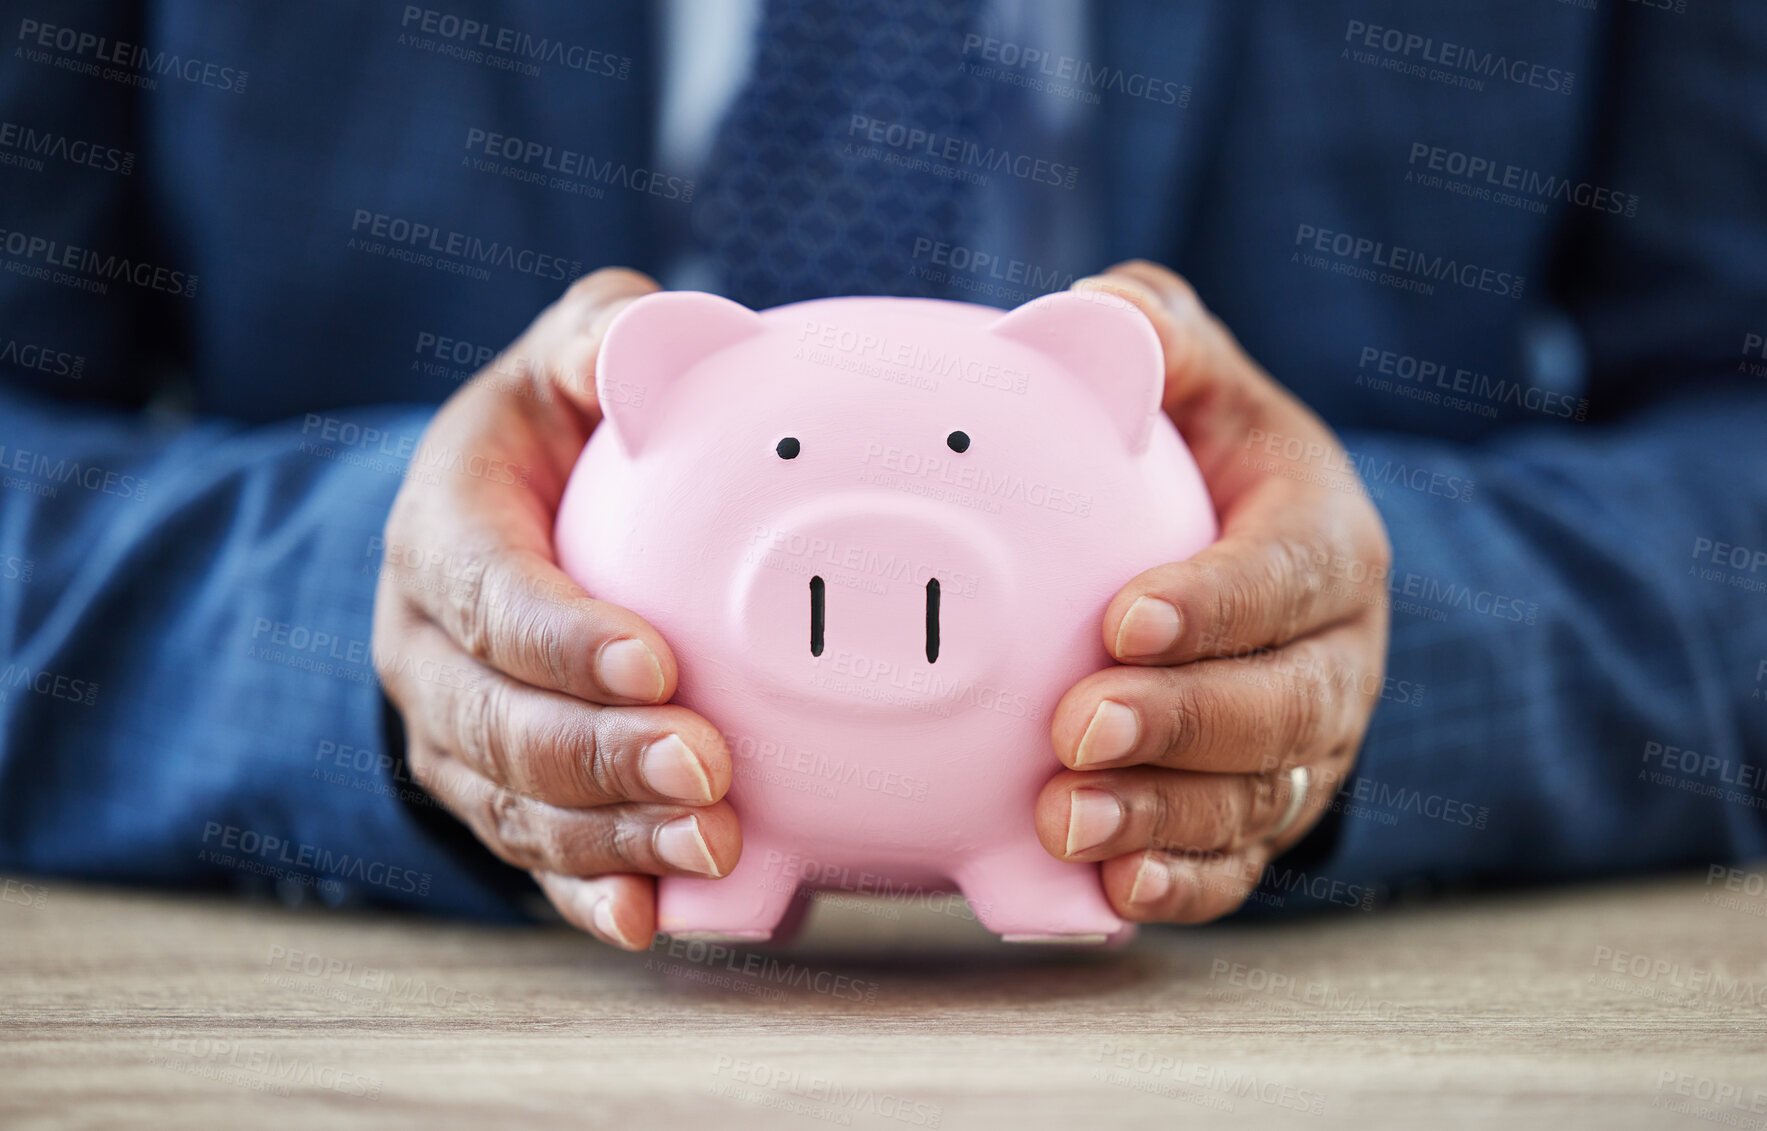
[
  {"xmin": 946, "ymin": 431, "xmax": 970, "ymax": 453},
  {"xmin": 776, "ymin": 437, "xmax": 800, "ymax": 460}
]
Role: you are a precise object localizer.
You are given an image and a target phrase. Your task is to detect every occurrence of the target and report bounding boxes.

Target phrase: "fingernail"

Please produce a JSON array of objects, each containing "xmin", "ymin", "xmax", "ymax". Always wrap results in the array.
[
  {"xmin": 1074, "ymin": 699, "xmax": 1139, "ymax": 767},
  {"xmin": 1065, "ymin": 788, "xmax": 1124, "ymax": 856},
  {"xmin": 598, "ymin": 637, "xmax": 664, "ymax": 701},
  {"xmin": 655, "ymin": 815, "xmax": 723, "ymax": 877},
  {"xmin": 591, "ymin": 896, "xmax": 639, "ymax": 949},
  {"xmin": 1116, "ymin": 596, "xmax": 1180, "ymax": 658},
  {"xmin": 640, "ymin": 734, "xmax": 713, "ymax": 804},
  {"xmin": 1128, "ymin": 854, "xmax": 1173, "ymax": 905}
]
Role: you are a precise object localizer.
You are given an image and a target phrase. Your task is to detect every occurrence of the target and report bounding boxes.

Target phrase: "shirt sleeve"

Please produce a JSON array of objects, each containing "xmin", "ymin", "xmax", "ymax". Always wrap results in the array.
[{"xmin": 1249, "ymin": 0, "xmax": 1767, "ymax": 913}]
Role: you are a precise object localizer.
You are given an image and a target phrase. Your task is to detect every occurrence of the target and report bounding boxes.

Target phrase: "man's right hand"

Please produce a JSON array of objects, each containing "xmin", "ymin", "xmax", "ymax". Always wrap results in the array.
[{"xmin": 372, "ymin": 269, "xmax": 741, "ymax": 950}]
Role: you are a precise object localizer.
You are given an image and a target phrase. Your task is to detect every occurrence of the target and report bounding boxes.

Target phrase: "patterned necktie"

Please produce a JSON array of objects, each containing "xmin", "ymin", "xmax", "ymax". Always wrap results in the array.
[{"xmin": 694, "ymin": 0, "xmax": 990, "ymax": 309}]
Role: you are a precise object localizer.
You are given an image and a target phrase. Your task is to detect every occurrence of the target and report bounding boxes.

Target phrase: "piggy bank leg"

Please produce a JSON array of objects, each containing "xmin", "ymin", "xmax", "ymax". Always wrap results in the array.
[
  {"xmin": 952, "ymin": 844, "xmax": 1127, "ymax": 944},
  {"xmin": 656, "ymin": 841, "xmax": 798, "ymax": 943}
]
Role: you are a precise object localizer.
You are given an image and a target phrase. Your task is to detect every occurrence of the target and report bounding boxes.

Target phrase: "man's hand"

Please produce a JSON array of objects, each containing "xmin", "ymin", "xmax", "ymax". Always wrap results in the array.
[
  {"xmin": 372, "ymin": 269, "xmax": 740, "ymax": 951},
  {"xmin": 1035, "ymin": 260, "xmax": 1392, "ymax": 923}
]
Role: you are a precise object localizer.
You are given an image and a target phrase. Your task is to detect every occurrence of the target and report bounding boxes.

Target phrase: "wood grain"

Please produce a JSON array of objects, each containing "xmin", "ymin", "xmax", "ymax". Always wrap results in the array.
[{"xmin": 2, "ymin": 872, "xmax": 1764, "ymax": 1129}]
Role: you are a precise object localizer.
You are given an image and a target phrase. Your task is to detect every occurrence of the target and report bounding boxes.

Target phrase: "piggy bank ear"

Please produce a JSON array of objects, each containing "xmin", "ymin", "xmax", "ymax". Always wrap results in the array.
[
  {"xmin": 595, "ymin": 291, "xmax": 765, "ymax": 453},
  {"xmin": 988, "ymin": 290, "xmax": 1163, "ymax": 454}
]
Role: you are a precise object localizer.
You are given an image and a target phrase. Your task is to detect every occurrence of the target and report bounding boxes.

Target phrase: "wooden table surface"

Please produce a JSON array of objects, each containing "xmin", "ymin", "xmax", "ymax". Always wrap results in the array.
[{"xmin": 2, "ymin": 871, "xmax": 1764, "ymax": 1130}]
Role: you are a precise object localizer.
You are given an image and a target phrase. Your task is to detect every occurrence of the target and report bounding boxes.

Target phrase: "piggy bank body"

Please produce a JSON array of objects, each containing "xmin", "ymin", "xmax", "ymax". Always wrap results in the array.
[{"xmin": 555, "ymin": 290, "xmax": 1216, "ymax": 943}]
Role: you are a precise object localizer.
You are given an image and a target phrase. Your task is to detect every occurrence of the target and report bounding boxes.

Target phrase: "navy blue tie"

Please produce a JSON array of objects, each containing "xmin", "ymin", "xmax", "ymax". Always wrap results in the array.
[{"xmin": 695, "ymin": 0, "xmax": 990, "ymax": 309}]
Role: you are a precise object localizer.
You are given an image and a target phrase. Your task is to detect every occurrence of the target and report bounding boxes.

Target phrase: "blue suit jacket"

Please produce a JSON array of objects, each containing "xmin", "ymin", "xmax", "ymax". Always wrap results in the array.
[{"xmin": 2, "ymin": 0, "xmax": 1764, "ymax": 920}]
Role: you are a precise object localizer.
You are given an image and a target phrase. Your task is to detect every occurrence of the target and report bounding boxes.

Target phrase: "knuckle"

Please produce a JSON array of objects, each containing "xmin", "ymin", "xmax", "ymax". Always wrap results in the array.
[
  {"xmin": 1240, "ymin": 774, "xmax": 1283, "ymax": 848},
  {"xmin": 454, "ymin": 677, "xmax": 512, "ymax": 783},
  {"xmin": 1120, "ymin": 259, "xmax": 1197, "ymax": 306},
  {"xmin": 1151, "ymin": 781, "xmax": 1238, "ymax": 855},
  {"xmin": 576, "ymin": 715, "xmax": 623, "ymax": 802},
  {"xmin": 608, "ymin": 815, "xmax": 654, "ymax": 871},
  {"xmin": 1278, "ymin": 670, "xmax": 1327, "ymax": 756},
  {"xmin": 1196, "ymin": 784, "xmax": 1243, "ymax": 848},
  {"xmin": 487, "ymin": 787, "xmax": 549, "ymax": 868},
  {"xmin": 405, "ymin": 741, "xmax": 444, "ymax": 793},
  {"xmin": 1269, "ymin": 534, "xmax": 1326, "ymax": 641},
  {"xmin": 567, "ymin": 266, "xmax": 645, "ymax": 302},
  {"xmin": 1161, "ymin": 680, "xmax": 1209, "ymax": 759},
  {"xmin": 512, "ymin": 596, "xmax": 575, "ymax": 691},
  {"xmin": 450, "ymin": 551, "xmax": 502, "ymax": 664}
]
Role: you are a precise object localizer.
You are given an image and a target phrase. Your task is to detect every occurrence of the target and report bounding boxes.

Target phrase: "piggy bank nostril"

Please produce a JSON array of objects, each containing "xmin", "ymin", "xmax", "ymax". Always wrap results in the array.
[
  {"xmin": 925, "ymin": 578, "xmax": 941, "ymax": 663},
  {"xmin": 809, "ymin": 575, "xmax": 825, "ymax": 656}
]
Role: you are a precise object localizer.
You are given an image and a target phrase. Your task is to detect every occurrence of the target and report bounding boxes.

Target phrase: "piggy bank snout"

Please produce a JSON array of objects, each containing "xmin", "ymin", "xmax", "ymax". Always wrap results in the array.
[{"xmin": 735, "ymin": 499, "xmax": 1015, "ymax": 699}]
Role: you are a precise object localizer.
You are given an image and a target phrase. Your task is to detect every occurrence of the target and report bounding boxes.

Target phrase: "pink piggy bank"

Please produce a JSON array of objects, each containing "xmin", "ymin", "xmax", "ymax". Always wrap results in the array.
[{"xmin": 554, "ymin": 289, "xmax": 1216, "ymax": 944}]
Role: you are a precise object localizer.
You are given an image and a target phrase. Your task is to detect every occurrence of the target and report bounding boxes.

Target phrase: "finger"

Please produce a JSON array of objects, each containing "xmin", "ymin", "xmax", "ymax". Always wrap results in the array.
[
  {"xmin": 408, "ymin": 749, "xmax": 741, "ymax": 879},
  {"xmin": 1073, "ymin": 260, "xmax": 1301, "ymax": 498},
  {"xmin": 502, "ymin": 267, "xmax": 661, "ymax": 418},
  {"xmin": 1074, "ymin": 262, "xmax": 1390, "ymax": 662},
  {"xmin": 386, "ymin": 618, "xmax": 730, "ymax": 807},
  {"xmin": 1106, "ymin": 498, "xmax": 1382, "ymax": 663},
  {"xmin": 1053, "ymin": 623, "xmax": 1378, "ymax": 774},
  {"xmin": 1035, "ymin": 767, "xmax": 1300, "ymax": 863},
  {"xmin": 1105, "ymin": 494, "xmax": 1391, "ymax": 663},
  {"xmin": 380, "ymin": 525, "xmax": 680, "ymax": 705},
  {"xmin": 379, "ymin": 269, "xmax": 673, "ymax": 705},
  {"xmin": 533, "ymin": 871, "xmax": 655, "ymax": 951},
  {"xmin": 1100, "ymin": 846, "xmax": 1271, "ymax": 924}
]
